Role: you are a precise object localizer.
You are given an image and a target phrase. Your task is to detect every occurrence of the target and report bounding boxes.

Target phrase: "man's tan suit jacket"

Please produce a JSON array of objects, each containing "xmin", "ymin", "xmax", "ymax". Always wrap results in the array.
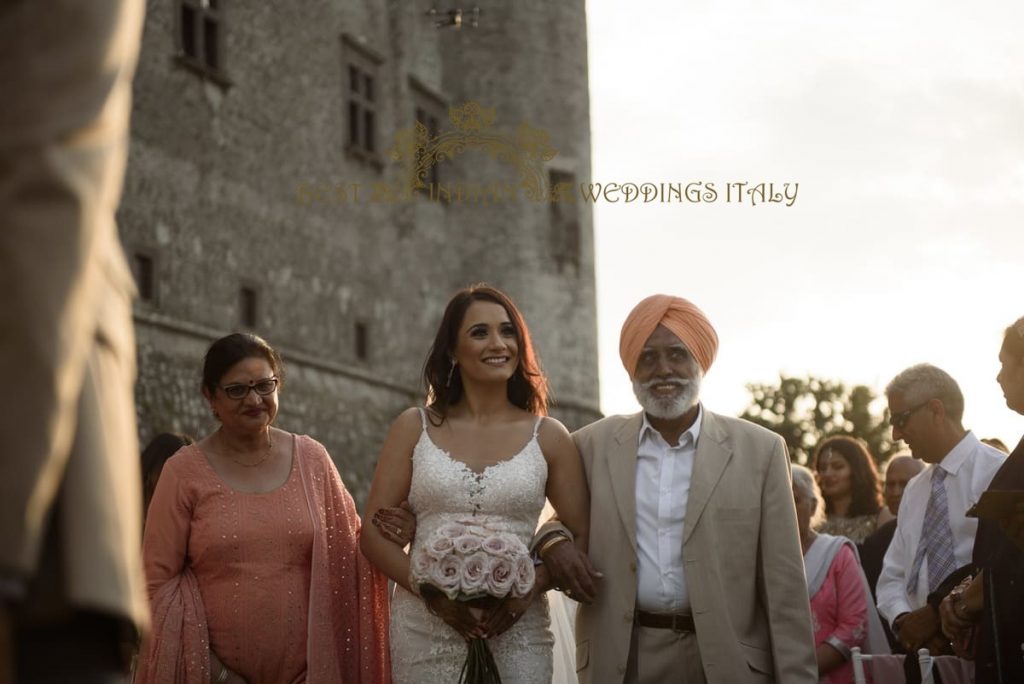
[
  {"xmin": 571, "ymin": 410, "xmax": 817, "ymax": 684},
  {"xmin": 0, "ymin": 0, "xmax": 148, "ymax": 631}
]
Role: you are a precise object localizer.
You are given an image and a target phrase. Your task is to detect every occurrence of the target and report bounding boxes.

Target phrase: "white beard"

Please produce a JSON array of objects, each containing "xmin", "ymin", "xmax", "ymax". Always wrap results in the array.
[{"xmin": 632, "ymin": 372, "xmax": 702, "ymax": 420}]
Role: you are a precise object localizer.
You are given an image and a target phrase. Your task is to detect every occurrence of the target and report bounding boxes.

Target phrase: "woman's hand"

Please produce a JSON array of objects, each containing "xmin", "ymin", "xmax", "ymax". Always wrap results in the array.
[
  {"xmin": 422, "ymin": 588, "xmax": 485, "ymax": 640},
  {"xmin": 372, "ymin": 501, "xmax": 416, "ymax": 546},
  {"xmin": 480, "ymin": 591, "xmax": 534, "ymax": 638}
]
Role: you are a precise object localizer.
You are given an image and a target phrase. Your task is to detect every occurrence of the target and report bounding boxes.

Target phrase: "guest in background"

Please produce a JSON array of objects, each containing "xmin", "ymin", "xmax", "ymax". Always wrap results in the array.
[
  {"xmin": 137, "ymin": 333, "xmax": 389, "ymax": 684},
  {"xmin": 140, "ymin": 432, "xmax": 193, "ymax": 520},
  {"xmin": 811, "ymin": 435, "xmax": 893, "ymax": 543},
  {"xmin": 793, "ymin": 465, "xmax": 889, "ymax": 684},
  {"xmin": 861, "ymin": 455, "xmax": 926, "ymax": 594},
  {"xmin": 876, "ymin": 363, "xmax": 1004, "ymax": 655}
]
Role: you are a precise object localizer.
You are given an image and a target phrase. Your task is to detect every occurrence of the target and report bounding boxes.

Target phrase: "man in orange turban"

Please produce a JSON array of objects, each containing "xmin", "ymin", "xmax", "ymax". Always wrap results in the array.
[{"xmin": 537, "ymin": 294, "xmax": 817, "ymax": 684}]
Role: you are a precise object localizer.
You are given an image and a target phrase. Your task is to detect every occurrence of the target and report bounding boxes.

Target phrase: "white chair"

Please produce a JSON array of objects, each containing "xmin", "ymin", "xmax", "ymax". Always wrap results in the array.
[{"xmin": 851, "ymin": 646, "xmax": 935, "ymax": 684}]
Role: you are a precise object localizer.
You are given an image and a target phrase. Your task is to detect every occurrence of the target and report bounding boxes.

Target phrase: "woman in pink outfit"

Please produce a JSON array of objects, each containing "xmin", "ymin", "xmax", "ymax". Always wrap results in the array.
[
  {"xmin": 792, "ymin": 464, "xmax": 889, "ymax": 684},
  {"xmin": 136, "ymin": 333, "xmax": 390, "ymax": 684}
]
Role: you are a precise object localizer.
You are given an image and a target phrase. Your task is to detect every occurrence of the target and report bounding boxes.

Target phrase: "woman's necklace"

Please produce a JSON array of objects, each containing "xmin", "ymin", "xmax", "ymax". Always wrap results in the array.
[{"xmin": 223, "ymin": 431, "xmax": 273, "ymax": 468}]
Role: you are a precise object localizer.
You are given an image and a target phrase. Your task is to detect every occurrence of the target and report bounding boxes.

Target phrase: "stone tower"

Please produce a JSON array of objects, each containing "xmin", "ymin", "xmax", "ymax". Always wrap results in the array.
[{"xmin": 118, "ymin": 0, "xmax": 598, "ymax": 503}]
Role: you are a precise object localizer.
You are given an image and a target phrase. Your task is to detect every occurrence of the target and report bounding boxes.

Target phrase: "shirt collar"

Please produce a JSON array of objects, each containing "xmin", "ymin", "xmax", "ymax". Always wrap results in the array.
[
  {"xmin": 937, "ymin": 431, "xmax": 980, "ymax": 476},
  {"xmin": 639, "ymin": 404, "xmax": 703, "ymax": 449}
]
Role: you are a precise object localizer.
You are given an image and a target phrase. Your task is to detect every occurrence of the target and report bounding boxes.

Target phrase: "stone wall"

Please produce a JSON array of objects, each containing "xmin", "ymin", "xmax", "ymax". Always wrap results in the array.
[{"xmin": 120, "ymin": 0, "xmax": 599, "ymax": 507}]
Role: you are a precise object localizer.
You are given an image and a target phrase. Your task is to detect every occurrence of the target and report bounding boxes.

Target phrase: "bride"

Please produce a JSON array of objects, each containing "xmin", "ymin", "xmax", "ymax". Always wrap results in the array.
[{"xmin": 361, "ymin": 285, "xmax": 591, "ymax": 683}]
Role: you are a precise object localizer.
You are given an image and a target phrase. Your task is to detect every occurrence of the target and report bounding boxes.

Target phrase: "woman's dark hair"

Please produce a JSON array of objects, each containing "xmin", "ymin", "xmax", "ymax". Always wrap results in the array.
[
  {"xmin": 423, "ymin": 284, "xmax": 549, "ymax": 420},
  {"xmin": 202, "ymin": 332, "xmax": 284, "ymax": 396},
  {"xmin": 1002, "ymin": 316, "xmax": 1024, "ymax": 362},
  {"xmin": 810, "ymin": 435, "xmax": 883, "ymax": 517},
  {"xmin": 141, "ymin": 432, "xmax": 194, "ymax": 511}
]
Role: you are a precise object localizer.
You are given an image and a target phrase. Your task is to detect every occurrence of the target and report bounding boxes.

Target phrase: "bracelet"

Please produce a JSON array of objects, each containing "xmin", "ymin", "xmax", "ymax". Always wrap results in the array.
[
  {"xmin": 214, "ymin": 664, "xmax": 229, "ymax": 684},
  {"xmin": 538, "ymin": 533, "xmax": 570, "ymax": 558}
]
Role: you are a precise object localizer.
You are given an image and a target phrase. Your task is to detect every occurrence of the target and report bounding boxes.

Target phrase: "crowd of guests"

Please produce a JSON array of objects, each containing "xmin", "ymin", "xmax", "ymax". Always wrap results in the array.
[{"xmin": 117, "ymin": 298, "xmax": 1024, "ymax": 684}]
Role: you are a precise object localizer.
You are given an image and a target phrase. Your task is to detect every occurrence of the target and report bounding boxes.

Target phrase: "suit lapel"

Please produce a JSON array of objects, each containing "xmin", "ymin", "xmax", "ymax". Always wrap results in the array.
[
  {"xmin": 683, "ymin": 410, "xmax": 733, "ymax": 546},
  {"xmin": 608, "ymin": 414, "xmax": 642, "ymax": 555}
]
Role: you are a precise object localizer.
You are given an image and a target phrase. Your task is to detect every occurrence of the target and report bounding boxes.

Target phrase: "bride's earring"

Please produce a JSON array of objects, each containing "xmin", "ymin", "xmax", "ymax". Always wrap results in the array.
[{"xmin": 446, "ymin": 359, "xmax": 457, "ymax": 388}]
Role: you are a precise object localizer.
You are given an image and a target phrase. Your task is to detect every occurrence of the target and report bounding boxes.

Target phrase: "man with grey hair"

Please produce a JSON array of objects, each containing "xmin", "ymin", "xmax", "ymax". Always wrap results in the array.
[{"xmin": 876, "ymin": 363, "xmax": 1004, "ymax": 654}]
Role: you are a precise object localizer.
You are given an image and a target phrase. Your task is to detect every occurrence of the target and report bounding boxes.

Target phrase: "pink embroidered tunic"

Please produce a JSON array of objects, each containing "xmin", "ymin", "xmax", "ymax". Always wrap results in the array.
[
  {"xmin": 809, "ymin": 544, "xmax": 868, "ymax": 684},
  {"xmin": 137, "ymin": 435, "xmax": 390, "ymax": 684}
]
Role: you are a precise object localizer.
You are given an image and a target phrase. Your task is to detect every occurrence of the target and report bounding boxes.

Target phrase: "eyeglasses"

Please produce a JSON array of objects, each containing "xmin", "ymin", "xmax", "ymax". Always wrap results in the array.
[
  {"xmin": 889, "ymin": 400, "xmax": 930, "ymax": 429},
  {"xmin": 220, "ymin": 377, "xmax": 278, "ymax": 400}
]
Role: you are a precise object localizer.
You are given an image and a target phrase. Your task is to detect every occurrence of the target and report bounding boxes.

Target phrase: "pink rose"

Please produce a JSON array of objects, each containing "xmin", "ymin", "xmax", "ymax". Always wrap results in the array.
[
  {"xmin": 454, "ymin": 535, "xmax": 482, "ymax": 555},
  {"xmin": 481, "ymin": 535, "xmax": 509, "ymax": 558},
  {"xmin": 438, "ymin": 523, "xmax": 467, "ymax": 539},
  {"xmin": 486, "ymin": 556, "xmax": 516, "ymax": 597},
  {"xmin": 513, "ymin": 555, "xmax": 535, "ymax": 597},
  {"xmin": 409, "ymin": 549, "xmax": 433, "ymax": 586},
  {"xmin": 429, "ymin": 554, "xmax": 463, "ymax": 599},
  {"xmin": 425, "ymin": 534, "xmax": 455, "ymax": 561},
  {"xmin": 461, "ymin": 552, "xmax": 489, "ymax": 594}
]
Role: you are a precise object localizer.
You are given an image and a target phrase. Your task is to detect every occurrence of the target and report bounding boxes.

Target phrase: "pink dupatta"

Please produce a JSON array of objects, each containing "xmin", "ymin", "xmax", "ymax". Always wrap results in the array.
[{"xmin": 135, "ymin": 436, "xmax": 390, "ymax": 683}]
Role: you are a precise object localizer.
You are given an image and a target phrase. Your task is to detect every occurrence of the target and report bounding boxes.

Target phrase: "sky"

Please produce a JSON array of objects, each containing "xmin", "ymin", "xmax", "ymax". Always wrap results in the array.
[{"xmin": 585, "ymin": 0, "xmax": 1024, "ymax": 450}]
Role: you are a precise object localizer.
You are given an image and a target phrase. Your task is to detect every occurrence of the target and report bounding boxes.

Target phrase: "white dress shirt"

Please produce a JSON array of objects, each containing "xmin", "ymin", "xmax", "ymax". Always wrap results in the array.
[
  {"xmin": 634, "ymin": 406, "xmax": 702, "ymax": 614},
  {"xmin": 876, "ymin": 432, "xmax": 1005, "ymax": 626}
]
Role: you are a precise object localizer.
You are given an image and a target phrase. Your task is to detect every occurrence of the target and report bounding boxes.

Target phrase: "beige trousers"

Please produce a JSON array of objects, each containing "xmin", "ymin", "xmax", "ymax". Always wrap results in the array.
[{"xmin": 625, "ymin": 624, "xmax": 707, "ymax": 684}]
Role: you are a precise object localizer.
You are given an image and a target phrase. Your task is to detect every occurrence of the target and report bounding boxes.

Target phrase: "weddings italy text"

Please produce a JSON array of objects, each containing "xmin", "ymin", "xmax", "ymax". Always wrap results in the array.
[{"xmin": 295, "ymin": 181, "xmax": 799, "ymax": 207}]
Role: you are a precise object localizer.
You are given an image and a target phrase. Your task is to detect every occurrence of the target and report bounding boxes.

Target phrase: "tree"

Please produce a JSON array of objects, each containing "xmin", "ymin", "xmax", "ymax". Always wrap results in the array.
[{"xmin": 739, "ymin": 374, "xmax": 897, "ymax": 466}]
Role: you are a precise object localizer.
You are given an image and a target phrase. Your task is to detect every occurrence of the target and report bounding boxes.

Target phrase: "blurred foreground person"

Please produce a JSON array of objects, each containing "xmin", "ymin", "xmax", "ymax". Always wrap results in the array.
[
  {"xmin": 137, "ymin": 334, "xmax": 389, "ymax": 684},
  {"xmin": 0, "ymin": 1, "xmax": 148, "ymax": 681},
  {"xmin": 940, "ymin": 317, "xmax": 1024, "ymax": 683}
]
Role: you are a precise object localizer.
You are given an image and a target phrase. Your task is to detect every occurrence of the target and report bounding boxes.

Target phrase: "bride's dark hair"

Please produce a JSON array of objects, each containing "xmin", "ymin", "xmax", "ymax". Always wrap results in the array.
[{"xmin": 423, "ymin": 284, "xmax": 549, "ymax": 421}]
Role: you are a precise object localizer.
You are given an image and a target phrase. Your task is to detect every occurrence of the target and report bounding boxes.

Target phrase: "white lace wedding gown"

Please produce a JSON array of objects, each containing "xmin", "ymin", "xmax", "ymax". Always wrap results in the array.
[{"xmin": 390, "ymin": 410, "xmax": 554, "ymax": 683}]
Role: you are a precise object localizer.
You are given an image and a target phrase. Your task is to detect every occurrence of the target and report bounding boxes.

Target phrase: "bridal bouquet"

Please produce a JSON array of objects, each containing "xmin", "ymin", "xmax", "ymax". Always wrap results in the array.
[{"xmin": 410, "ymin": 517, "xmax": 535, "ymax": 684}]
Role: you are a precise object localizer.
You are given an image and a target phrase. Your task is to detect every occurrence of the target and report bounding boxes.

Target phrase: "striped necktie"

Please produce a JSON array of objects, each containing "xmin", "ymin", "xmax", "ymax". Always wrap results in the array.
[{"xmin": 907, "ymin": 467, "xmax": 957, "ymax": 594}]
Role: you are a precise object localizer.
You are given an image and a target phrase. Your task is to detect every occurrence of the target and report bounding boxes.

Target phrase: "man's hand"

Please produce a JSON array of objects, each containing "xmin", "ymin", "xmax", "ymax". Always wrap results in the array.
[
  {"xmin": 540, "ymin": 538, "xmax": 602, "ymax": 604},
  {"xmin": 894, "ymin": 605, "xmax": 941, "ymax": 652},
  {"xmin": 422, "ymin": 588, "xmax": 485, "ymax": 640},
  {"xmin": 372, "ymin": 501, "xmax": 416, "ymax": 546}
]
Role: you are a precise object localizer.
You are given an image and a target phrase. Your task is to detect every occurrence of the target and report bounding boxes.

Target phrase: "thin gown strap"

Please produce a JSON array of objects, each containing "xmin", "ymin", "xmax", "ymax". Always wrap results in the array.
[
  {"xmin": 532, "ymin": 416, "xmax": 544, "ymax": 439},
  {"xmin": 416, "ymin": 407, "xmax": 428, "ymax": 432}
]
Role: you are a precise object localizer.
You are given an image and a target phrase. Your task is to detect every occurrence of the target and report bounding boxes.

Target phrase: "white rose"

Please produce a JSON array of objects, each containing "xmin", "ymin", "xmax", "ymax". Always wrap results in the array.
[
  {"xmin": 429, "ymin": 554, "xmax": 463, "ymax": 599},
  {"xmin": 409, "ymin": 549, "xmax": 433, "ymax": 586},
  {"xmin": 438, "ymin": 523, "xmax": 467, "ymax": 540},
  {"xmin": 486, "ymin": 556, "xmax": 516, "ymax": 597},
  {"xmin": 481, "ymin": 535, "xmax": 509, "ymax": 558},
  {"xmin": 461, "ymin": 552, "xmax": 489, "ymax": 595},
  {"xmin": 425, "ymin": 534, "xmax": 455, "ymax": 561},
  {"xmin": 454, "ymin": 535, "xmax": 482, "ymax": 555},
  {"xmin": 513, "ymin": 555, "xmax": 535, "ymax": 597}
]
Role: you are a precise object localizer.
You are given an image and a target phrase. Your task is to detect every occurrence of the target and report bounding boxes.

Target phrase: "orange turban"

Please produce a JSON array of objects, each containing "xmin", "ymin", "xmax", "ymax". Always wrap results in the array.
[{"xmin": 619, "ymin": 295, "xmax": 719, "ymax": 378}]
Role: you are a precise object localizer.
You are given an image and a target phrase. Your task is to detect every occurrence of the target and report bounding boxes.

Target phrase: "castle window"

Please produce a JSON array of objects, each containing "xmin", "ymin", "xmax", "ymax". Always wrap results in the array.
[
  {"xmin": 239, "ymin": 285, "xmax": 259, "ymax": 328},
  {"xmin": 132, "ymin": 251, "xmax": 157, "ymax": 303},
  {"xmin": 549, "ymin": 170, "xmax": 581, "ymax": 273},
  {"xmin": 176, "ymin": 0, "xmax": 229, "ymax": 85},
  {"xmin": 411, "ymin": 79, "xmax": 447, "ymax": 195},
  {"xmin": 342, "ymin": 35, "xmax": 383, "ymax": 165},
  {"xmin": 354, "ymin": 321, "xmax": 369, "ymax": 361}
]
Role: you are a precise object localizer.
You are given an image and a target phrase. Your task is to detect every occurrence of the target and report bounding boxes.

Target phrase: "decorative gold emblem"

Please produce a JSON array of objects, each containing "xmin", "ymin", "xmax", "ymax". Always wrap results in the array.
[{"xmin": 389, "ymin": 101, "xmax": 558, "ymax": 201}]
